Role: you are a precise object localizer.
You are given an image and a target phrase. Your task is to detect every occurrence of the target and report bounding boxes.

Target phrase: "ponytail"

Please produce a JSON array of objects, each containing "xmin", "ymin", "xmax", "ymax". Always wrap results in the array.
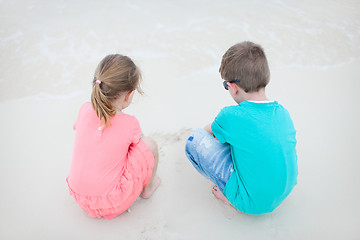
[
  {"xmin": 91, "ymin": 79, "xmax": 116, "ymax": 130},
  {"xmin": 90, "ymin": 54, "xmax": 141, "ymax": 130}
]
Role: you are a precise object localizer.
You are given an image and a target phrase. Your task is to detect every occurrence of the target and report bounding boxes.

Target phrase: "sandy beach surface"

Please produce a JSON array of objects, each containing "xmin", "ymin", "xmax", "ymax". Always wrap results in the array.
[{"xmin": 1, "ymin": 0, "xmax": 360, "ymax": 239}]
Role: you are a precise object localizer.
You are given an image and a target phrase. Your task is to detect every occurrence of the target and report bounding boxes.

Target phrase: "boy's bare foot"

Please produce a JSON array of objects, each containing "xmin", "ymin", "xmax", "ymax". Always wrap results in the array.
[
  {"xmin": 141, "ymin": 175, "xmax": 161, "ymax": 199},
  {"xmin": 212, "ymin": 185, "xmax": 240, "ymax": 212},
  {"xmin": 212, "ymin": 185, "xmax": 231, "ymax": 205}
]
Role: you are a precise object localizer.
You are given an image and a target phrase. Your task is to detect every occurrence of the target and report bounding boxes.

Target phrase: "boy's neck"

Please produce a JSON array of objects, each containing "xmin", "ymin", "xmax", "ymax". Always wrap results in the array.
[{"xmin": 243, "ymin": 88, "xmax": 268, "ymax": 102}]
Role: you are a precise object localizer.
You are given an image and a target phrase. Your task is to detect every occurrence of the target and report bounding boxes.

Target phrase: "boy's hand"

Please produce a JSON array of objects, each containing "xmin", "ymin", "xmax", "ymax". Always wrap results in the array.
[
  {"xmin": 204, "ymin": 123, "xmax": 212, "ymax": 134},
  {"xmin": 204, "ymin": 123, "xmax": 217, "ymax": 139}
]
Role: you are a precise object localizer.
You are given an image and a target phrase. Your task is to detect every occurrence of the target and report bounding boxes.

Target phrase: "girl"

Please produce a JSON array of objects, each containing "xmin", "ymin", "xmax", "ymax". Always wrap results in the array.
[{"xmin": 67, "ymin": 54, "xmax": 161, "ymax": 220}]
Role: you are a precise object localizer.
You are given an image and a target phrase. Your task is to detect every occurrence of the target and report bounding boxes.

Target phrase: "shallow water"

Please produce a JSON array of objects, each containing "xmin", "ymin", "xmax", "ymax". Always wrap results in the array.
[{"xmin": 1, "ymin": 0, "xmax": 359, "ymax": 102}]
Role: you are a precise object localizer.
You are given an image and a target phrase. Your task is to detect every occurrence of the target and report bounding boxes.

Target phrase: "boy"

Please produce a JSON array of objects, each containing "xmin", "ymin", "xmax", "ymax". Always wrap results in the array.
[{"xmin": 185, "ymin": 41, "xmax": 298, "ymax": 214}]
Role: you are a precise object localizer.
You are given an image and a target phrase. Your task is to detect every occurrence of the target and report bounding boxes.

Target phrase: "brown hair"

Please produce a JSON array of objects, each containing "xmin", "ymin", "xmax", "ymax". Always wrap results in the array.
[
  {"xmin": 219, "ymin": 41, "xmax": 270, "ymax": 93},
  {"xmin": 91, "ymin": 54, "xmax": 142, "ymax": 129}
]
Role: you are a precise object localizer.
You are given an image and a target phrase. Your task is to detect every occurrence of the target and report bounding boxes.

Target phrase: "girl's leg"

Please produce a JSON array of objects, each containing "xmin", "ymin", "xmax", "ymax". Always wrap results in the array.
[{"xmin": 140, "ymin": 136, "xmax": 161, "ymax": 198}]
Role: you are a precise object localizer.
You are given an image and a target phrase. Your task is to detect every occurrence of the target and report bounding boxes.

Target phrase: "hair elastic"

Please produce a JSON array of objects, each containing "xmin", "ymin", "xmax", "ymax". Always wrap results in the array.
[{"xmin": 96, "ymin": 80, "xmax": 101, "ymax": 84}]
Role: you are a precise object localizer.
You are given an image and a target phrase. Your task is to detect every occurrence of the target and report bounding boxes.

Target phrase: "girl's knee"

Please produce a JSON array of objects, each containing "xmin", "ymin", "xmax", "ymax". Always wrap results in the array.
[{"xmin": 141, "ymin": 136, "xmax": 158, "ymax": 156}]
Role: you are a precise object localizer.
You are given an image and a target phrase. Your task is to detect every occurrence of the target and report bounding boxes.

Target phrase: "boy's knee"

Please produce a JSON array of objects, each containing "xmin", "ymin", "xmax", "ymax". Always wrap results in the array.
[
  {"xmin": 185, "ymin": 128, "xmax": 207, "ymax": 157},
  {"xmin": 185, "ymin": 138, "xmax": 194, "ymax": 155},
  {"xmin": 186, "ymin": 128, "xmax": 213, "ymax": 147},
  {"xmin": 188, "ymin": 128, "xmax": 208, "ymax": 140},
  {"xmin": 185, "ymin": 138, "xmax": 200, "ymax": 166},
  {"xmin": 185, "ymin": 129, "xmax": 200, "ymax": 152}
]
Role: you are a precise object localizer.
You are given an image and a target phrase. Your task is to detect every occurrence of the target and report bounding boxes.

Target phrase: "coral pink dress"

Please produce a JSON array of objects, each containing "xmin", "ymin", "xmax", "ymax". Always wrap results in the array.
[{"xmin": 67, "ymin": 102, "xmax": 154, "ymax": 219}]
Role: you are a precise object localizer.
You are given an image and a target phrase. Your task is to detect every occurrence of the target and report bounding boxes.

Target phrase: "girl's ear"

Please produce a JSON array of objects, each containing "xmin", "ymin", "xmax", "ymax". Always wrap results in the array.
[{"xmin": 125, "ymin": 90, "xmax": 135, "ymax": 102}]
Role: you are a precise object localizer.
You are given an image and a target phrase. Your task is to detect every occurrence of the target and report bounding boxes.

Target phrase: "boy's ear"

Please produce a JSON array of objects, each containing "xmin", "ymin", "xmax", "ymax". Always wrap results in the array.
[{"xmin": 228, "ymin": 82, "xmax": 239, "ymax": 94}]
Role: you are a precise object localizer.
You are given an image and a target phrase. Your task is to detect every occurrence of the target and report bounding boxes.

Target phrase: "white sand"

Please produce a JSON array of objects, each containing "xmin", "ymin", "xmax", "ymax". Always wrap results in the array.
[{"xmin": 1, "ymin": 0, "xmax": 360, "ymax": 239}]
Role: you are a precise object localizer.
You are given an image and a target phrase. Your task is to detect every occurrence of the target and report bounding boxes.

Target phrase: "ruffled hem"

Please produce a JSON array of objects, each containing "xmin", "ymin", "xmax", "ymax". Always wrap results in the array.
[
  {"xmin": 67, "ymin": 179, "xmax": 137, "ymax": 219},
  {"xmin": 67, "ymin": 139, "xmax": 154, "ymax": 219}
]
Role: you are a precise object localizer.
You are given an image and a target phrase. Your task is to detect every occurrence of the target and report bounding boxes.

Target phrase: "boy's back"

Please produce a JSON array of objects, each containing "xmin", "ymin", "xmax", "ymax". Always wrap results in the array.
[
  {"xmin": 212, "ymin": 100, "xmax": 297, "ymax": 214},
  {"xmin": 185, "ymin": 41, "xmax": 298, "ymax": 214}
]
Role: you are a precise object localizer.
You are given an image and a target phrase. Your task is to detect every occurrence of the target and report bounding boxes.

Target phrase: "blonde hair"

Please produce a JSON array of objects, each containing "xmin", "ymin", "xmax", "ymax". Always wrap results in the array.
[{"xmin": 91, "ymin": 54, "xmax": 142, "ymax": 129}]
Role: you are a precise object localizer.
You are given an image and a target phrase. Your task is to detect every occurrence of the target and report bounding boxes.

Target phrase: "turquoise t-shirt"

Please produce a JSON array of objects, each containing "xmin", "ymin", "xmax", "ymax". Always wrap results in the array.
[{"xmin": 211, "ymin": 101, "xmax": 298, "ymax": 214}]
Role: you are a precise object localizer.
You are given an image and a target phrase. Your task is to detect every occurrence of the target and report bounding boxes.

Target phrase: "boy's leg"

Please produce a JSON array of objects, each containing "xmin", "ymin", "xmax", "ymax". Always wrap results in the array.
[{"xmin": 185, "ymin": 128, "xmax": 233, "ymax": 192}]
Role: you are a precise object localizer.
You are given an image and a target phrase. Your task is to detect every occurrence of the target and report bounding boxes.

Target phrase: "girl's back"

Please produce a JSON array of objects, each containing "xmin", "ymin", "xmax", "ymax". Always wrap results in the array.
[{"xmin": 68, "ymin": 102, "xmax": 142, "ymax": 196}]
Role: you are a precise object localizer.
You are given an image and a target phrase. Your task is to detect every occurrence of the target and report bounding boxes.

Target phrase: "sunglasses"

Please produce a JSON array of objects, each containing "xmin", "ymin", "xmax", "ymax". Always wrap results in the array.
[{"xmin": 223, "ymin": 80, "xmax": 241, "ymax": 90}]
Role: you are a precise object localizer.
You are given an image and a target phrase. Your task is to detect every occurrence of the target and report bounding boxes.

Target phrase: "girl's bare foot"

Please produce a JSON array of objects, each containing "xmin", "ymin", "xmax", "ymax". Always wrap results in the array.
[{"xmin": 141, "ymin": 175, "xmax": 161, "ymax": 198}]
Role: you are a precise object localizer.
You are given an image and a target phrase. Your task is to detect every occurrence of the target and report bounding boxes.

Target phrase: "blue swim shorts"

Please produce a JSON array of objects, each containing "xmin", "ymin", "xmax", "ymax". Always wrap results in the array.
[{"xmin": 185, "ymin": 128, "xmax": 234, "ymax": 192}]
